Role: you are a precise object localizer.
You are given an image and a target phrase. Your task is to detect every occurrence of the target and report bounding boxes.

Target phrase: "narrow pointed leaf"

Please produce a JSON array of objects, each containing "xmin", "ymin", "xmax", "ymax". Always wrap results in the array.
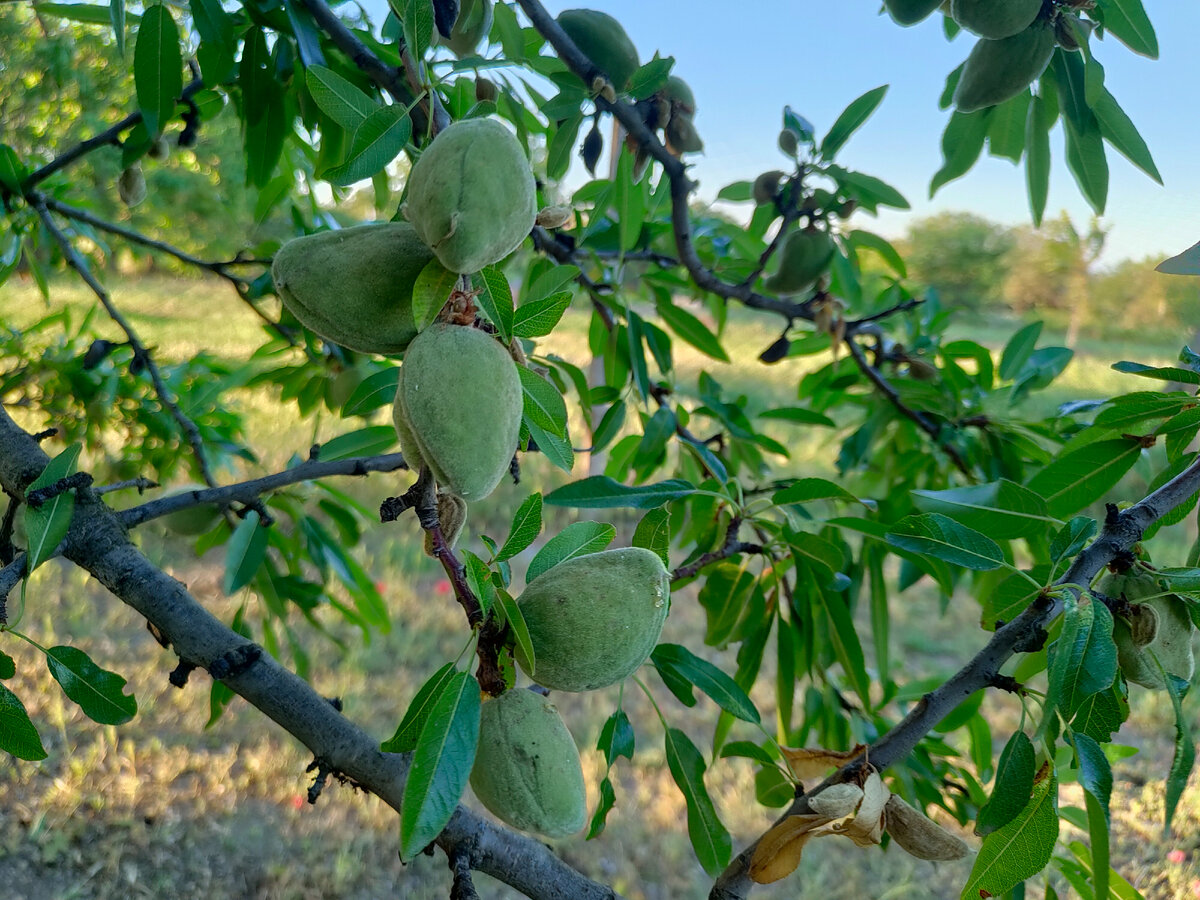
[
  {"xmin": 664, "ymin": 727, "xmax": 732, "ymax": 876},
  {"xmin": 1025, "ymin": 439, "xmax": 1142, "ymax": 518},
  {"xmin": 495, "ymin": 493, "xmax": 543, "ymax": 562},
  {"xmin": 652, "ymin": 644, "xmax": 759, "ymax": 723},
  {"xmin": 23, "ymin": 443, "xmax": 82, "ymax": 573},
  {"xmin": 134, "ymin": 3, "xmax": 182, "ymax": 135},
  {"xmin": 45, "ymin": 645, "xmax": 137, "ymax": 725},
  {"xmin": 0, "ymin": 684, "xmax": 47, "ymax": 760},
  {"xmin": 382, "ymin": 662, "xmax": 457, "ymax": 753},
  {"xmin": 820, "ymin": 84, "xmax": 887, "ymax": 160},
  {"xmin": 961, "ymin": 776, "xmax": 1058, "ymax": 900},
  {"xmin": 223, "ymin": 510, "xmax": 268, "ymax": 595},
  {"xmin": 526, "ymin": 521, "xmax": 615, "ymax": 582},
  {"xmin": 976, "ymin": 731, "xmax": 1035, "ymax": 836},
  {"xmin": 544, "ymin": 476, "xmax": 695, "ymax": 509},
  {"xmin": 886, "ymin": 513, "xmax": 1006, "ymax": 571}
]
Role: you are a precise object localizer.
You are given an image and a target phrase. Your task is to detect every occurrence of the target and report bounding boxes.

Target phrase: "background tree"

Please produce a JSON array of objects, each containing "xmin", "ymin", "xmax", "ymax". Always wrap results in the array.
[
  {"xmin": 901, "ymin": 211, "xmax": 1014, "ymax": 311},
  {"xmin": 1, "ymin": 2, "xmax": 1197, "ymax": 899}
]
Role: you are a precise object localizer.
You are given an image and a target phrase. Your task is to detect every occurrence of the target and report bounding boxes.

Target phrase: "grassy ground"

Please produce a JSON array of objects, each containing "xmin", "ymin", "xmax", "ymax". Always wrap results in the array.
[{"xmin": 1, "ymin": 276, "xmax": 1197, "ymax": 899}]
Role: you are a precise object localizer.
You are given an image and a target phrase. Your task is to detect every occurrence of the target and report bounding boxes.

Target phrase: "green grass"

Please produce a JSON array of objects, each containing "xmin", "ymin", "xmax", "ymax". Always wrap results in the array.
[{"xmin": 1, "ymin": 276, "xmax": 1198, "ymax": 899}]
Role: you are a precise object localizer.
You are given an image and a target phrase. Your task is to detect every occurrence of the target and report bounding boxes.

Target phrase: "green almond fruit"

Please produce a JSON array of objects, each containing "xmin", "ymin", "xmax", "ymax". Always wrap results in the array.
[
  {"xmin": 953, "ymin": 22, "xmax": 1055, "ymax": 113},
  {"xmin": 441, "ymin": 0, "xmax": 493, "ymax": 57},
  {"xmin": 272, "ymin": 223, "xmax": 434, "ymax": 354},
  {"xmin": 557, "ymin": 8, "xmax": 640, "ymax": 92},
  {"xmin": 515, "ymin": 547, "xmax": 671, "ymax": 692},
  {"xmin": 392, "ymin": 323, "xmax": 522, "ymax": 501},
  {"xmin": 1100, "ymin": 573, "xmax": 1196, "ymax": 690},
  {"xmin": 951, "ymin": 0, "xmax": 1043, "ymax": 39},
  {"xmin": 469, "ymin": 688, "xmax": 586, "ymax": 838},
  {"xmin": 764, "ymin": 229, "xmax": 836, "ymax": 295},
  {"xmin": 664, "ymin": 75, "xmax": 696, "ymax": 115},
  {"xmin": 884, "ymin": 0, "xmax": 944, "ymax": 26},
  {"xmin": 404, "ymin": 119, "xmax": 537, "ymax": 274},
  {"xmin": 162, "ymin": 485, "xmax": 221, "ymax": 536}
]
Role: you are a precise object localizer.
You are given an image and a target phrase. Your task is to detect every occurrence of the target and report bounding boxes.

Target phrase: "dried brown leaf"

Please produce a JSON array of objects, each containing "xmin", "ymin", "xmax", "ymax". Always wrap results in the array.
[
  {"xmin": 749, "ymin": 814, "xmax": 840, "ymax": 885},
  {"xmin": 780, "ymin": 743, "xmax": 866, "ymax": 780}
]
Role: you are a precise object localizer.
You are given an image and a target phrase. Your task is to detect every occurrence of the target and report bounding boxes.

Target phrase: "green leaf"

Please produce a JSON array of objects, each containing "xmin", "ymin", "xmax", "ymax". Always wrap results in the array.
[
  {"xmin": 820, "ymin": 84, "xmax": 887, "ymax": 160},
  {"xmin": 472, "ymin": 267, "xmax": 515, "ymax": 342},
  {"xmin": 1069, "ymin": 684, "xmax": 1129, "ymax": 744},
  {"xmin": 912, "ymin": 480, "xmax": 1054, "ymax": 541},
  {"xmin": 1162, "ymin": 671, "xmax": 1195, "ymax": 833},
  {"xmin": 512, "ymin": 290, "xmax": 571, "ymax": 339},
  {"xmin": 1073, "ymin": 732, "xmax": 1112, "ymax": 821},
  {"xmin": 757, "ymin": 407, "xmax": 835, "ymax": 427},
  {"xmin": 655, "ymin": 300, "xmax": 729, "ymax": 362},
  {"xmin": 0, "ymin": 651, "xmax": 13, "ymax": 680},
  {"xmin": 931, "ymin": 109, "xmax": 991, "ymax": 196},
  {"xmin": 697, "ymin": 563, "xmax": 755, "ymax": 646},
  {"xmin": 518, "ymin": 366, "xmax": 568, "ymax": 438},
  {"xmin": 1026, "ymin": 438, "xmax": 1142, "ymax": 518},
  {"xmin": 545, "ymin": 476, "xmax": 695, "ymax": 509},
  {"xmin": 627, "ymin": 55, "xmax": 674, "ymax": 99},
  {"xmin": 976, "ymin": 731, "xmax": 1035, "ymax": 836},
  {"xmin": 1084, "ymin": 60, "xmax": 1161, "ymax": 183},
  {"xmin": 1024, "ymin": 91, "xmax": 1054, "ymax": 225},
  {"xmin": 110, "ymin": 0, "xmax": 126, "ymax": 55},
  {"xmin": 382, "ymin": 662, "xmax": 457, "ymax": 753},
  {"xmin": 719, "ymin": 741, "xmax": 776, "ymax": 766},
  {"xmin": 189, "ymin": 0, "xmax": 235, "ymax": 82},
  {"xmin": 44, "ymin": 645, "xmax": 137, "ymax": 725},
  {"xmin": 23, "ymin": 443, "xmax": 82, "ymax": 573},
  {"xmin": 1095, "ymin": 0, "xmax": 1158, "ymax": 57},
  {"xmin": 1047, "ymin": 596, "xmax": 1117, "ymax": 719},
  {"xmin": 827, "ymin": 165, "xmax": 910, "ymax": 211},
  {"xmin": 1156, "ymin": 241, "xmax": 1200, "ymax": 277},
  {"xmin": 597, "ymin": 709, "xmax": 635, "ymax": 767},
  {"xmin": 0, "ymin": 145, "xmax": 26, "ymax": 194},
  {"xmin": 664, "ymin": 727, "xmax": 731, "ymax": 876},
  {"xmin": 632, "ymin": 508, "xmax": 671, "ymax": 569},
  {"xmin": 223, "ymin": 510, "xmax": 268, "ymax": 595},
  {"xmin": 526, "ymin": 521, "xmax": 615, "ymax": 582},
  {"xmin": 325, "ymin": 105, "xmax": 411, "ymax": 186},
  {"xmin": 1111, "ymin": 361, "xmax": 1200, "ymax": 385},
  {"xmin": 987, "ymin": 91, "xmax": 1030, "ymax": 163},
  {"xmin": 319, "ymin": 426, "xmax": 397, "ymax": 461},
  {"xmin": 305, "ymin": 64, "xmax": 378, "ymax": 130},
  {"xmin": 999, "ymin": 321, "xmax": 1043, "ymax": 382},
  {"xmin": 411, "ymin": 257, "xmax": 459, "ymax": 330},
  {"xmin": 32, "ymin": 2, "xmax": 139, "ymax": 25},
  {"xmin": 848, "ymin": 229, "xmax": 906, "ymax": 278},
  {"xmin": 651, "ymin": 644, "xmax": 759, "ymax": 723},
  {"xmin": 461, "ymin": 551, "xmax": 496, "ymax": 620},
  {"xmin": 773, "ymin": 477, "xmax": 860, "ymax": 507},
  {"xmin": 495, "ymin": 493, "xmax": 543, "ymax": 562},
  {"xmin": 587, "ymin": 775, "xmax": 617, "ymax": 839},
  {"xmin": 341, "ymin": 367, "xmax": 401, "ymax": 418},
  {"xmin": 402, "ymin": 0, "xmax": 435, "ymax": 60},
  {"xmin": 1063, "ymin": 113, "xmax": 1108, "ymax": 215},
  {"xmin": 399, "ymin": 671, "xmax": 480, "ymax": 860},
  {"xmin": 885, "ymin": 513, "xmax": 1006, "ymax": 571},
  {"xmin": 524, "ymin": 416, "xmax": 574, "ymax": 474},
  {"xmin": 0, "ymin": 683, "xmax": 47, "ymax": 761},
  {"xmin": 134, "ymin": 4, "xmax": 182, "ymax": 135},
  {"xmin": 495, "ymin": 588, "xmax": 534, "ymax": 676},
  {"xmin": 1050, "ymin": 517, "xmax": 1098, "ymax": 570},
  {"xmin": 814, "ymin": 585, "xmax": 871, "ymax": 707},
  {"xmin": 961, "ymin": 776, "xmax": 1058, "ymax": 900}
]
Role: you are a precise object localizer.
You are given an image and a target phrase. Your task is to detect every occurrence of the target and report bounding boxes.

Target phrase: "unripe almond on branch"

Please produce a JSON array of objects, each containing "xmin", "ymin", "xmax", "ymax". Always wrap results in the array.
[
  {"xmin": 118, "ymin": 165, "xmax": 147, "ymax": 207},
  {"xmin": 1100, "ymin": 572, "xmax": 1196, "ymax": 689},
  {"xmin": 273, "ymin": 223, "xmax": 435, "ymax": 354},
  {"xmin": 515, "ymin": 547, "xmax": 671, "ymax": 692},
  {"xmin": 391, "ymin": 323, "xmax": 522, "ymax": 501},
  {"xmin": 953, "ymin": 22, "xmax": 1055, "ymax": 113},
  {"xmin": 557, "ymin": 9, "xmax": 640, "ymax": 93},
  {"xmin": 404, "ymin": 119, "xmax": 536, "ymax": 274},
  {"xmin": 753, "ymin": 170, "xmax": 786, "ymax": 205},
  {"xmin": 951, "ymin": 0, "xmax": 1042, "ymax": 40},
  {"xmin": 884, "ymin": 0, "xmax": 944, "ymax": 26}
]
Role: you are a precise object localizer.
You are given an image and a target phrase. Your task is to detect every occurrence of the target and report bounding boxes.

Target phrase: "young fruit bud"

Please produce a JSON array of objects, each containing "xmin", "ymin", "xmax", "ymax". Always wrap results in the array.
[
  {"xmin": 424, "ymin": 490, "xmax": 468, "ymax": 555},
  {"xmin": 758, "ymin": 335, "xmax": 791, "ymax": 364},
  {"xmin": 953, "ymin": 22, "xmax": 1056, "ymax": 113},
  {"xmin": 147, "ymin": 136, "xmax": 170, "ymax": 161},
  {"xmin": 475, "ymin": 76, "xmax": 499, "ymax": 103},
  {"xmin": 753, "ymin": 170, "xmax": 786, "ymax": 205},
  {"xmin": 515, "ymin": 547, "xmax": 671, "ymax": 692},
  {"xmin": 778, "ymin": 129, "xmax": 799, "ymax": 156},
  {"xmin": 392, "ymin": 323, "xmax": 522, "ymax": 501},
  {"xmin": 664, "ymin": 75, "xmax": 696, "ymax": 116},
  {"xmin": 1054, "ymin": 13, "xmax": 1093, "ymax": 51},
  {"xmin": 118, "ymin": 165, "xmax": 147, "ymax": 207},
  {"xmin": 439, "ymin": 0, "xmax": 492, "ymax": 57},
  {"xmin": 665, "ymin": 113, "xmax": 704, "ymax": 155},
  {"xmin": 884, "ymin": 794, "xmax": 970, "ymax": 860},
  {"xmin": 432, "ymin": 0, "xmax": 460, "ymax": 39},
  {"xmin": 272, "ymin": 223, "xmax": 434, "ymax": 354},
  {"xmin": 1101, "ymin": 572, "xmax": 1196, "ymax": 689},
  {"xmin": 536, "ymin": 205, "xmax": 574, "ymax": 229},
  {"xmin": 404, "ymin": 118, "xmax": 537, "ymax": 274},
  {"xmin": 581, "ymin": 119, "xmax": 604, "ymax": 174},
  {"xmin": 764, "ymin": 229, "xmax": 836, "ymax": 295},
  {"xmin": 558, "ymin": 8, "xmax": 640, "ymax": 93},
  {"xmin": 469, "ymin": 688, "xmax": 587, "ymax": 838}
]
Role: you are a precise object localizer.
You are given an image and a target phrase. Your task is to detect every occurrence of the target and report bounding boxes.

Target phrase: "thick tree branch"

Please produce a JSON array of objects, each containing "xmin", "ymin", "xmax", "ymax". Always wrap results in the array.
[
  {"xmin": 21, "ymin": 78, "xmax": 206, "ymax": 189},
  {"xmin": 32, "ymin": 198, "xmax": 218, "ymax": 487},
  {"xmin": 118, "ymin": 452, "xmax": 408, "ymax": 529},
  {"xmin": 843, "ymin": 334, "xmax": 973, "ymax": 479},
  {"xmin": 710, "ymin": 454, "xmax": 1200, "ymax": 899},
  {"xmin": 0, "ymin": 405, "xmax": 620, "ymax": 900}
]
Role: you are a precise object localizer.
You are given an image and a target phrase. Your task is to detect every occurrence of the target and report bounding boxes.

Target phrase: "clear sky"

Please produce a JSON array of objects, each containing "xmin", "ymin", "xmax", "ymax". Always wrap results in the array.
[{"xmin": 378, "ymin": 1, "xmax": 1200, "ymax": 267}]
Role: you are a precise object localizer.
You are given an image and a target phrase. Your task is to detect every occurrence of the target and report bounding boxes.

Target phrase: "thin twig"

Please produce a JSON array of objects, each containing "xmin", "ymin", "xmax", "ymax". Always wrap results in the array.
[
  {"xmin": 94, "ymin": 477, "xmax": 158, "ymax": 496},
  {"xmin": 710, "ymin": 456, "xmax": 1200, "ymax": 899},
  {"xmin": 671, "ymin": 516, "xmax": 765, "ymax": 583},
  {"xmin": 843, "ymin": 334, "xmax": 973, "ymax": 479},
  {"xmin": 22, "ymin": 78, "xmax": 206, "ymax": 188},
  {"xmin": 33, "ymin": 198, "xmax": 217, "ymax": 486},
  {"xmin": 118, "ymin": 452, "xmax": 408, "ymax": 528}
]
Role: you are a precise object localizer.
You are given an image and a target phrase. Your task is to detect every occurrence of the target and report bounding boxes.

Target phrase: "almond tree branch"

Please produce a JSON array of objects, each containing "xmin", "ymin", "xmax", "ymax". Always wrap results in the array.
[
  {"xmin": 710, "ymin": 455, "xmax": 1200, "ymax": 899},
  {"xmin": 32, "ymin": 198, "xmax": 217, "ymax": 487},
  {"xmin": 843, "ymin": 333, "xmax": 973, "ymax": 479},
  {"xmin": 118, "ymin": 452, "xmax": 408, "ymax": 529},
  {"xmin": 20, "ymin": 77, "xmax": 206, "ymax": 189},
  {"xmin": 0, "ymin": 405, "xmax": 621, "ymax": 900}
]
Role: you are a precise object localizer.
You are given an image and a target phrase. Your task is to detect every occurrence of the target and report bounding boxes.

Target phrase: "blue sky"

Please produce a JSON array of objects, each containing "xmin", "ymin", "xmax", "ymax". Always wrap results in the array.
[{"xmin": 380, "ymin": 1, "xmax": 1199, "ymax": 266}]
